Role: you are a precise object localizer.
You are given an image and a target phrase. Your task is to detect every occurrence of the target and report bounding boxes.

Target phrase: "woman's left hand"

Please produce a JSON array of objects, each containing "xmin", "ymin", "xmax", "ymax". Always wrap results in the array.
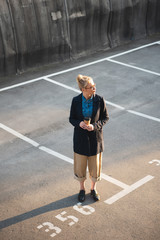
[{"xmin": 87, "ymin": 124, "xmax": 94, "ymax": 131}]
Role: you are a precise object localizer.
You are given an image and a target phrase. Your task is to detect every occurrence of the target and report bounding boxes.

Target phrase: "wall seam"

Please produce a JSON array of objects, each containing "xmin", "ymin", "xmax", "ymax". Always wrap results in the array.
[
  {"xmin": 63, "ymin": 0, "xmax": 72, "ymax": 59},
  {"xmin": 107, "ymin": 0, "xmax": 112, "ymax": 48},
  {"xmin": 6, "ymin": 0, "xmax": 19, "ymax": 73}
]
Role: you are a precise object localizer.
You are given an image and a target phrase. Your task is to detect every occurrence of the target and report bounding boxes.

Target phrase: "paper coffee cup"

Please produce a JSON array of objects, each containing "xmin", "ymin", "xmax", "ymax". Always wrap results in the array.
[{"xmin": 84, "ymin": 117, "xmax": 91, "ymax": 125}]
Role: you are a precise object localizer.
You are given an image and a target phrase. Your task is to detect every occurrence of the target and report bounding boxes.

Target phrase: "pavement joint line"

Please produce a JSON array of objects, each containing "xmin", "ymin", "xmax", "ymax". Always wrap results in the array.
[
  {"xmin": 0, "ymin": 40, "xmax": 159, "ymax": 93},
  {"xmin": 106, "ymin": 58, "xmax": 160, "ymax": 76}
]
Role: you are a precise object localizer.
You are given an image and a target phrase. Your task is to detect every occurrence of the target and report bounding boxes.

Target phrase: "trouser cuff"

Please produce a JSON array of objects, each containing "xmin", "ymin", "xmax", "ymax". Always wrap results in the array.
[
  {"xmin": 74, "ymin": 175, "xmax": 87, "ymax": 182},
  {"xmin": 89, "ymin": 175, "xmax": 101, "ymax": 182}
]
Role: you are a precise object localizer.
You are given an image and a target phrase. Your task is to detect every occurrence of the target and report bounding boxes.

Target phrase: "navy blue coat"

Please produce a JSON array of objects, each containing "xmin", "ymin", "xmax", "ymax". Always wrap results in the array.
[{"xmin": 69, "ymin": 93, "xmax": 109, "ymax": 156}]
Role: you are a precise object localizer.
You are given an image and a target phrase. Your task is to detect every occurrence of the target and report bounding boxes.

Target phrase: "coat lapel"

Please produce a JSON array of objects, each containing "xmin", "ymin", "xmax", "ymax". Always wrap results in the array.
[
  {"xmin": 76, "ymin": 93, "xmax": 84, "ymax": 119},
  {"xmin": 92, "ymin": 94, "xmax": 99, "ymax": 119}
]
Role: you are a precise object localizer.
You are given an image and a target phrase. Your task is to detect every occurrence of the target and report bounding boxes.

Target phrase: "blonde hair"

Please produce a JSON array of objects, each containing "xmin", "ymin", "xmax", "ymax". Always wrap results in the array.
[{"xmin": 76, "ymin": 74, "xmax": 93, "ymax": 91}]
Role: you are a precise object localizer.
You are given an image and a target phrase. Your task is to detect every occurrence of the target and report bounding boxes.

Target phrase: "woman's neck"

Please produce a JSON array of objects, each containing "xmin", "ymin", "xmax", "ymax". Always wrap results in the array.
[{"xmin": 83, "ymin": 92, "xmax": 92, "ymax": 100}]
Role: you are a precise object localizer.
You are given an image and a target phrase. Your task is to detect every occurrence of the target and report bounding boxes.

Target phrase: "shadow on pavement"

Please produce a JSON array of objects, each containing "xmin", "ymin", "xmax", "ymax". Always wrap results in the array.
[{"xmin": 0, "ymin": 193, "xmax": 94, "ymax": 229}]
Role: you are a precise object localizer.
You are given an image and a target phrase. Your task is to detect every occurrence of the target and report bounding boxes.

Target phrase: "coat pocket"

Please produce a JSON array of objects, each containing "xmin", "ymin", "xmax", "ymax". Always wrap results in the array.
[{"xmin": 95, "ymin": 129, "xmax": 103, "ymax": 142}]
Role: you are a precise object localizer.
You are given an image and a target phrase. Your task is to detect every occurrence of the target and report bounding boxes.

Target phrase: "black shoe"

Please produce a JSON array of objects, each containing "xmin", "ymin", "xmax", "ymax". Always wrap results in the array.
[
  {"xmin": 78, "ymin": 190, "xmax": 85, "ymax": 202},
  {"xmin": 91, "ymin": 189, "xmax": 100, "ymax": 201}
]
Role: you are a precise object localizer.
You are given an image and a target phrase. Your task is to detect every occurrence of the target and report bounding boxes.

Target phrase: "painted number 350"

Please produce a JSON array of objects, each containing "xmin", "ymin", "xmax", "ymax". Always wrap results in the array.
[{"xmin": 37, "ymin": 203, "xmax": 95, "ymax": 238}]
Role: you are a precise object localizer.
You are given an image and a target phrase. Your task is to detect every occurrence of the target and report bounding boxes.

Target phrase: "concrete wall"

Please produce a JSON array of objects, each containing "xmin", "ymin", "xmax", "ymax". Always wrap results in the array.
[{"xmin": 0, "ymin": 0, "xmax": 160, "ymax": 76}]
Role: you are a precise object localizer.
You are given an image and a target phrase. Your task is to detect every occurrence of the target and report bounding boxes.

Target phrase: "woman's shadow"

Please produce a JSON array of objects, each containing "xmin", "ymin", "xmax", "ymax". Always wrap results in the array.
[{"xmin": 0, "ymin": 193, "xmax": 94, "ymax": 229}]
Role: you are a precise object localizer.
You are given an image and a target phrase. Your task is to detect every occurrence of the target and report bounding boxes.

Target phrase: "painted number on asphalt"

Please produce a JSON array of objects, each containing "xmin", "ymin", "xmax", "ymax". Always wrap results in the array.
[
  {"xmin": 55, "ymin": 211, "xmax": 78, "ymax": 226},
  {"xmin": 37, "ymin": 222, "xmax": 61, "ymax": 238},
  {"xmin": 149, "ymin": 159, "xmax": 160, "ymax": 166},
  {"xmin": 37, "ymin": 203, "xmax": 95, "ymax": 238}
]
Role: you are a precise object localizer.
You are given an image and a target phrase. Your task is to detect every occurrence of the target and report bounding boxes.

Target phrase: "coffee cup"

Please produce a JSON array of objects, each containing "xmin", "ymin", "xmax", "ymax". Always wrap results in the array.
[{"xmin": 84, "ymin": 117, "xmax": 91, "ymax": 125}]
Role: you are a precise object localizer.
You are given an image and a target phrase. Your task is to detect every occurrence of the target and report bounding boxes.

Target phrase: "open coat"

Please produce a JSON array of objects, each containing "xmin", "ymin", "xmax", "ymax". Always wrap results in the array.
[{"xmin": 69, "ymin": 93, "xmax": 109, "ymax": 156}]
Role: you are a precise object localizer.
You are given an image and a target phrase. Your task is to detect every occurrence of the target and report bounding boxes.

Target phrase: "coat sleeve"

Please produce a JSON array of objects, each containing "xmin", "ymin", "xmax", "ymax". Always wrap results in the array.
[
  {"xmin": 93, "ymin": 97, "xmax": 109, "ymax": 130},
  {"xmin": 69, "ymin": 98, "xmax": 81, "ymax": 128}
]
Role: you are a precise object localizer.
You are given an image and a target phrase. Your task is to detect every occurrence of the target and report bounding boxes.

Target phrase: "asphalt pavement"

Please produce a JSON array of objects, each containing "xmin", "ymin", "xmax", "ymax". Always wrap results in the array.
[{"xmin": 0, "ymin": 35, "xmax": 160, "ymax": 240}]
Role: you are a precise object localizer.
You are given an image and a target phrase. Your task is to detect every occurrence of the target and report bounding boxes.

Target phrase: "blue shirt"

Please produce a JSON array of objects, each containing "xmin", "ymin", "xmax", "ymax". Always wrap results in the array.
[{"xmin": 82, "ymin": 94, "xmax": 93, "ymax": 118}]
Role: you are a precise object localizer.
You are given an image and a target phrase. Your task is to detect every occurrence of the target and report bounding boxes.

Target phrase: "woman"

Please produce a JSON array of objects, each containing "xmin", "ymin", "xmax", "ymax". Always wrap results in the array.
[{"xmin": 69, "ymin": 74, "xmax": 109, "ymax": 202}]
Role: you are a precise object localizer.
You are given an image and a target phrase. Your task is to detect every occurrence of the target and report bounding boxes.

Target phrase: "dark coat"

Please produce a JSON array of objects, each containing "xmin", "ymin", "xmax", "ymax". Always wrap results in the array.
[{"xmin": 69, "ymin": 93, "xmax": 109, "ymax": 156}]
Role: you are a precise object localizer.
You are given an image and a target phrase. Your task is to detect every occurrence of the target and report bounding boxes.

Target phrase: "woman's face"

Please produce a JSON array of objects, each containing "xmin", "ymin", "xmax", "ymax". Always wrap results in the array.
[{"xmin": 84, "ymin": 79, "xmax": 96, "ymax": 96}]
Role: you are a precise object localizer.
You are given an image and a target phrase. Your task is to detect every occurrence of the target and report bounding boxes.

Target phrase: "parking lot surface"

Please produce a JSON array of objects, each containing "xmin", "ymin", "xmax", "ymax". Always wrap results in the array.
[{"xmin": 0, "ymin": 36, "xmax": 160, "ymax": 240}]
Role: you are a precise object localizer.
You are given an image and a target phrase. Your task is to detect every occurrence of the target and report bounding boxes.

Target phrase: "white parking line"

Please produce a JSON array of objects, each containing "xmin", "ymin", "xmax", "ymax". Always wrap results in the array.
[
  {"xmin": 0, "ymin": 41, "xmax": 160, "ymax": 123},
  {"xmin": 0, "ymin": 123, "xmax": 39, "ymax": 147},
  {"xmin": 39, "ymin": 145, "xmax": 130, "ymax": 190},
  {"xmin": 127, "ymin": 110, "xmax": 160, "ymax": 123},
  {"xmin": 0, "ymin": 75, "xmax": 159, "ymax": 123},
  {"xmin": 44, "ymin": 77, "xmax": 80, "ymax": 94},
  {"xmin": 43, "ymin": 77, "xmax": 126, "ymax": 111},
  {"xmin": 0, "ymin": 122, "xmax": 155, "ymax": 205},
  {"xmin": 43, "ymin": 77, "xmax": 160, "ymax": 123},
  {"xmin": 108, "ymin": 41, "xmax": 160, "ymax": 59},
  {"xmin": 101, "ymin": 173, "xmax": 129, "ymax": 189},
  {"xmin": 0, "ymin": 40, "xmax": 159, "ymax": 93},
  {"xmin": 107, "ymin": 59, "xmax": 160, "ymax": 76},
  {"xmin": 0, "ymin": 78, "xmax": 42, "ymax": 92},
  {"xmin": 104, "ymin": 175, "xmax": 154, "ymax": 205},
  {"xmin": 39, "ymin": 146, "xmax": 74, "ymax": 164},
  {"xmin": 0, "ymin": 122, "xmax": 129, "ymax": 189},
  {"xmin": 39, "ymin": 146, "xmax": 132, "ymax": 191},
  {"xmin": 44, "ymin": 77, "xmax": 125, "ymax": 110},
  {"xmin": 1, "ymin": 74, "xmax": 159, "ymax": 123},
  {"xmin": 105, "ymin": 100, "xmax": 125, "ymax": 110}
]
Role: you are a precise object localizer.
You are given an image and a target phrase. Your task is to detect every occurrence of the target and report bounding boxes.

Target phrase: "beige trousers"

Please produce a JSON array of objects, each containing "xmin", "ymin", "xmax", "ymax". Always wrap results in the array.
[{"xmin": 74, "ymin": 152, "xmax": 102, "ymax": 183}]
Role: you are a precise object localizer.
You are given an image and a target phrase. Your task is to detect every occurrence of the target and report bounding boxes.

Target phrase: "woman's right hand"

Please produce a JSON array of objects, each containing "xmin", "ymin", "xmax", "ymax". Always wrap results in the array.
[{"xmin": 79, "ymin": 121, "xmax": 88, "ymax": 130}]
